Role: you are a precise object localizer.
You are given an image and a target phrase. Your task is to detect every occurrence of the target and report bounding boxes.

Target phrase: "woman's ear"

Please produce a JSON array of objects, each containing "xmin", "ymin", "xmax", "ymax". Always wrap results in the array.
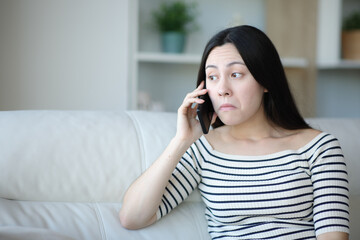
[{"xmin": 264, "ymin": 88, "xmax": 268, "ymax": 93}]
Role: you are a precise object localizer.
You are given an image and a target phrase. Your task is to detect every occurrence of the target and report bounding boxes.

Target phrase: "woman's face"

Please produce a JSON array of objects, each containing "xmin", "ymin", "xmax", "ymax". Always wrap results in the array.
[{"xmin": 205, "ymin": 43, "xmax": 267, "ymax": 126}]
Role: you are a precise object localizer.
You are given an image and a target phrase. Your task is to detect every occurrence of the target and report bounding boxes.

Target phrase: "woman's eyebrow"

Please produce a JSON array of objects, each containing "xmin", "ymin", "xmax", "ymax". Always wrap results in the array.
[
  {"xmin": 205, "ymin": 61, "xmax": 245, "ymax": 70},
  {"xmin": 227, "ymin": 61, "xmax": 245, "ymax": 67},
  {"xmin": 205, "ymin": 64, "xmax": 217, "ymax": 70}
]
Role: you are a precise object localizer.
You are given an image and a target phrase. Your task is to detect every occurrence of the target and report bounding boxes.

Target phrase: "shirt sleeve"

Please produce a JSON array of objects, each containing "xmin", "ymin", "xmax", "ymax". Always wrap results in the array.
[
  {"xmin": 156, "ymin": 141, "xmax": 203, "ymax": 220},
  {"xmin": 309, "ymin": 133, "xmax": 350, "ymax": 236}
]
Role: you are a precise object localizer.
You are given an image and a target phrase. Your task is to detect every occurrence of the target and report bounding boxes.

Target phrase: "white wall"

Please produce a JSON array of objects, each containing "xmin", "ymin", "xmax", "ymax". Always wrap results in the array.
[{"xmin": 0, "ymin": 0, "xmax": 130, "ymax": 111}]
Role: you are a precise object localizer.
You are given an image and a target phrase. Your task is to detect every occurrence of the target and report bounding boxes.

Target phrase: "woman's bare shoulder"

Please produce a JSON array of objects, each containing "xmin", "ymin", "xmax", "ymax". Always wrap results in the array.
[
  {"xmin": 297, "ymin": 128, "xmax": 322, "ymax": 141},
  {"xmin": 288, "ymin": 128, "xmax": 322, "ymax": 150}
]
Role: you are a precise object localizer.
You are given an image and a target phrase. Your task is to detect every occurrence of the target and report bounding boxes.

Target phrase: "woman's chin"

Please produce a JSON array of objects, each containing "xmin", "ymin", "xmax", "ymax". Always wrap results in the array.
[{"xmin": 217, "ymin": 115, "xmax": 242, "ymax": 126}]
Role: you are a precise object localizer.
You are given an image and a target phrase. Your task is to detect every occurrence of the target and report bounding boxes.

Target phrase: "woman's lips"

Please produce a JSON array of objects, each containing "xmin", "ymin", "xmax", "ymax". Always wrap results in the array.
[{"xmin": 219, "ymin": 103, "xmax": 236, "ymax": 111}]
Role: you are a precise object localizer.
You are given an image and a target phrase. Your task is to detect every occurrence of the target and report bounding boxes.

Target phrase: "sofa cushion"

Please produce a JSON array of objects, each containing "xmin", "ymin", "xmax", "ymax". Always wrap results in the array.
[
  {"xmin": 0, "ymin": 198, "xmax": 103, "ymax": 239},
  {"xmin": 0, "ymin": 198, "xmax": 210, "ymax": 240},
  {"xmin": 0, "ymin": 111, "xmax": 142, "ymax": 202},
  {"xmin": 0, "ymin": 226, "xmax": 75, "ymax": 240}
]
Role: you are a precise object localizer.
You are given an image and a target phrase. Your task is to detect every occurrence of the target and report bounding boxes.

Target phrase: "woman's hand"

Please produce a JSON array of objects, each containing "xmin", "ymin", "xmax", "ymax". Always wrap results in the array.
[{"xmin": 175, "ymin": 81, "xmax": 208, "ymax": 143}]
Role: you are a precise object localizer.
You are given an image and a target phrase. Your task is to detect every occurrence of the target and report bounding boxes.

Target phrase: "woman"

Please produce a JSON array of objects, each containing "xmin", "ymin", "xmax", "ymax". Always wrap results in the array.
[{"xmin": 120, "ymin": 26, "xmax": 349, "ymax": 239}]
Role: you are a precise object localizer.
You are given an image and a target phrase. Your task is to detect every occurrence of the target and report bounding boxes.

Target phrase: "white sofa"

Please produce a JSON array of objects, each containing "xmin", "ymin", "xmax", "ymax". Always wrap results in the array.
[{"xmin": 0, "ymin": 110, "xmax": 359, "ymax": 240}]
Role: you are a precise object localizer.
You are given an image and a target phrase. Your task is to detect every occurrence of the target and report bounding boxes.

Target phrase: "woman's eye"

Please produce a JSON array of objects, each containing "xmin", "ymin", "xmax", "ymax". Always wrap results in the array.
[
  {"xmin": 208, "ymin": 75, "xmax": 218, "ymax": 81},
  {"xmin": 231, "ymin": 72, "xmax": 242, "ymax": 78}
]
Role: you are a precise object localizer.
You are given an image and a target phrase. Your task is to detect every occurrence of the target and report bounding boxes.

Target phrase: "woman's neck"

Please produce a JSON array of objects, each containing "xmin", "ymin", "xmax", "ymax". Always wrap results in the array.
[{"xmin": 225, "ymin": 108, "xmax": 284, "ymax": 141}]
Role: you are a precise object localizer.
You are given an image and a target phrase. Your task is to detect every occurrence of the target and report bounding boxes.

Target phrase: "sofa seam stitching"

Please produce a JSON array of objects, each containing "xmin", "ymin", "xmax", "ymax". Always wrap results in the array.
[
  {"xmin": 93, "ymin": 202, "xmax": 107, "ymax": 240},
  {"xmin": 125, "ymin": 111, "xmax": 146, "ymax": 172}
]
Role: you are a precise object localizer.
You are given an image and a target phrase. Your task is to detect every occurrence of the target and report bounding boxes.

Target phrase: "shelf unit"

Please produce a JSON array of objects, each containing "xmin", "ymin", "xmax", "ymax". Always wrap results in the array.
[
  {"xmin": 129, "ymin": 0, "xmax": 312, "ymax": 113},
  {"xmin": 129, "ymin": 0, "xmax": 360, "ymax": 117},
  {"xmin": 130, "ymin": 0, "xmax": 269, "ymax": 112},
  {"xmin": 315, "ymin": 0, "xmax": 360, "ymax": 118},
  {"xmin": 317, "ymin": 0, "xmax": 360, "ymax": 69}
]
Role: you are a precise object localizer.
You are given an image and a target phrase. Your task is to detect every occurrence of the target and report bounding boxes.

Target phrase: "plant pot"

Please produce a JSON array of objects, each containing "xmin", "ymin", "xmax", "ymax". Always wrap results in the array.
[
  {"xmin": 161, "ymin": 32, "xmax": 186, "ymax": 53},
  {"xmin": 342, "ymin": 30, "xmax": 360, "ymax": 60}
]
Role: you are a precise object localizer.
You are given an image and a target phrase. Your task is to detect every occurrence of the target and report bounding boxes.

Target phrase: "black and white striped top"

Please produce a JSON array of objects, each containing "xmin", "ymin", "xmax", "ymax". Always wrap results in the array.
[{"xmin": 156, "ymin": 132, "xmax": 349, "ymax": 239}]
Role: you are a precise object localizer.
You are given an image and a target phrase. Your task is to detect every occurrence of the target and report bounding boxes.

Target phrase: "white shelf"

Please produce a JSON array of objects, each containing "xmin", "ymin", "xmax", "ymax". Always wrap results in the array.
[
  {"xmin": 137, "ymin": 52, "xmax": 201, "ymax": 64},
  {"xmin": 137, "ymin": 52, "xmax": 309, "ymax": 68},
  {"xmin": 281, "ymin": 57, "xmax": 309, "ymax": 68},
  {"xmin": 318, "ymin": 60, "xmax": 360, "ymax": 70}
]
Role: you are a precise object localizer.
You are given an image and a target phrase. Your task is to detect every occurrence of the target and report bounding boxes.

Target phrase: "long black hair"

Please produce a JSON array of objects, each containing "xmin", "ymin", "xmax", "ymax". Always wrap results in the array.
[{"xmin": 197, "ymin": 25, "xmax": 310, "ymax": 130}]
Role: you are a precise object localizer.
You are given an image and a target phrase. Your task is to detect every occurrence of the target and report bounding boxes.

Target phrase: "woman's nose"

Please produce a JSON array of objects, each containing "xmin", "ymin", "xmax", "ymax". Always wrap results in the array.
[{"xmin": 217, "ymin": 80, "xmax": 232, "ymax": 96}]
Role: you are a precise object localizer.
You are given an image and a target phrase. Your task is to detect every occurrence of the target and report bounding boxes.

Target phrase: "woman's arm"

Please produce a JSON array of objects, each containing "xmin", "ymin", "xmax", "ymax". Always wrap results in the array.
[
  {"xmin": 119, "ymin": 136, "xmax": 193, "ymax": 230},
  {"xmin": 317, "ymin": 231, "xmax": 349, "ymax": 240},
  {"xmin": 119, "ymin": 83, "xmax": 208, "ymax": 230},
  {"xmin": 309, "ymin": 134, "xmax": 350, "ymax": 238}
]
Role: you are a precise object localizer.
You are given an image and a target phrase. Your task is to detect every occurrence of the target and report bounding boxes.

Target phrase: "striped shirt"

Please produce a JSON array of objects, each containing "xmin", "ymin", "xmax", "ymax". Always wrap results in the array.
[{"xmin": 156, "ymin": 132, "xmax": 349, "ymax": 239}]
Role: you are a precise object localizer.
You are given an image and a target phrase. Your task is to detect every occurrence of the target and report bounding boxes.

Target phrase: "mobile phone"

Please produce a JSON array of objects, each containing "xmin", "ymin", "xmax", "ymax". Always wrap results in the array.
[{"xmin": 197, "ymin": 93, "xmax": 214, "ymax": 134}]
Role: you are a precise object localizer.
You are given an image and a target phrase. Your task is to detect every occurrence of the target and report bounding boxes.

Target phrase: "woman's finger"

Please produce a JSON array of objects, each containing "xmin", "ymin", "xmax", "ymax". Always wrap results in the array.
[
  {"xmin": 178, "ymin": 81, "xmax": 207, "ymax": 115},
  {"xmin": 183, "ymin": 89, "xmax": 207, "ymax": 103},
  {"xmin": 181, "ymin": 97, "xmax": 204, "ymax": 111},
  {"xmin": 197, "ymin": 81, "xmax": 205, "ymax": 90}
]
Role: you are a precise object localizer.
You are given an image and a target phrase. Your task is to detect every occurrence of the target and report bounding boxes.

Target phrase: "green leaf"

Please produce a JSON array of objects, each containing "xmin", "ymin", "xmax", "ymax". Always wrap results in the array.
[
  {"xmin": 152, "ymin": 1, "xmax": 198, "ymax": 33},
  {"xmin": 343, "ymin": 11, "xmax": 360, "ymax": 31}
]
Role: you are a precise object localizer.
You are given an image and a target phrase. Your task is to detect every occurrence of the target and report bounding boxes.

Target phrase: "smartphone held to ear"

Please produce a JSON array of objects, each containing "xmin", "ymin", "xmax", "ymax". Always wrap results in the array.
[{"xmin": 197, "ymin": 93, "xmax": 214, "ymax": 134}]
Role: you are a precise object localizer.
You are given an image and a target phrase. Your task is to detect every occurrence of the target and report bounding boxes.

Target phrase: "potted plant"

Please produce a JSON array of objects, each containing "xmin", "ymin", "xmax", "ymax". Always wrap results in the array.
[
  {"xmin": 342, "ymin": 11, "xmax": 360, "ymax": 60},
  {"xmin": 152, "ymin": 1, "xmax": 198, "ymax": 53}
]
